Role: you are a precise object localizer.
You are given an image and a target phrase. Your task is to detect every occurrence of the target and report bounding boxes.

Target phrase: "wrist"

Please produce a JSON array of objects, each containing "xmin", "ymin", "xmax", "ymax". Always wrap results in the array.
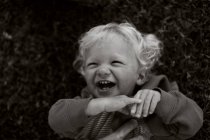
[{"xmin": 153, "ymin": 88, "xmax": 161, "ymax": 94}]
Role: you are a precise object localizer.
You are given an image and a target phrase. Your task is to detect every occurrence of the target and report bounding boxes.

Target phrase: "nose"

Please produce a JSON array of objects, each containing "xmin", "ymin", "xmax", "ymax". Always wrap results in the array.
[{"xmin": 97, "ymin": 66, "xmax": 111, "ymax": 78}]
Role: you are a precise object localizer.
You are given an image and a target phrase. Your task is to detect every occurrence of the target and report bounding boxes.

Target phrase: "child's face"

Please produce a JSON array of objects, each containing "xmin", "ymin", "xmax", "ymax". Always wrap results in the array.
[{"xmin": 83, "ymin": 33, "xmax": 141, "ymax": 98}]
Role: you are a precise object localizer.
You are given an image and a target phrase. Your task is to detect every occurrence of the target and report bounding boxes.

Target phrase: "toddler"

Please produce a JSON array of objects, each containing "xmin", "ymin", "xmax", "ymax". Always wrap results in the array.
[{"xmin": 48, "ymin": 22, "xmax": 203, "ymax": 140}]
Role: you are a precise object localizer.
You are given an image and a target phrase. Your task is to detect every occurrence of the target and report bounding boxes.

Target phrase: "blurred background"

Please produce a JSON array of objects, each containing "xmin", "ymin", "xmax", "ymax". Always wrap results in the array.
[{"xmin": 0, "ymin": 0, "xmax": 209, "ymax": 139}]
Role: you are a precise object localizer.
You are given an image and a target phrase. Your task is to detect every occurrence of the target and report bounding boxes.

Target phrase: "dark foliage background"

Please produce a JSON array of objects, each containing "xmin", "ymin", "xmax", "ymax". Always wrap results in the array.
[{"xmin": 0, "ymin": 0, "xmax": 209, "ymax": 139}]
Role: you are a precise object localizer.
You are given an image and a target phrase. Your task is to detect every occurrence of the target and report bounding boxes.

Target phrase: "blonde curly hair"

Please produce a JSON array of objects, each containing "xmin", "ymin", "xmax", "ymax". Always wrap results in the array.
[{"xmin": 73, "ymin": 22, "xmax": 162, "ymax": 83}]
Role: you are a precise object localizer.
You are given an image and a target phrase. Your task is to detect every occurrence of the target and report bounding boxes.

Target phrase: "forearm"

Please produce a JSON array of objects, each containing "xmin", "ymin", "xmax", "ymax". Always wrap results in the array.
[
  {"xmin": 86, "ymin": 98, "xmax": 105, "ymax": 116},
  {"xmin": 86, "ymin": 95, "xmax": 142, "ymax": 116}
]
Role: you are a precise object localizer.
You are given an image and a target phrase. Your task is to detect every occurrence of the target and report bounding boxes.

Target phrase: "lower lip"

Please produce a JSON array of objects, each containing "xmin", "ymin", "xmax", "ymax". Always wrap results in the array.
[{"xmin": 97, "ymin": 86, "xmax": 115, "ymax": 96}]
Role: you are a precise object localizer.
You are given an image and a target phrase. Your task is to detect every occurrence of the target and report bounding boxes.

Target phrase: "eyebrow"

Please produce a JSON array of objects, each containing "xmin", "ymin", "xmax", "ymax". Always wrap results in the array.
[{"xmin": 111, "ymin": 53, "xmax": 128, "ymax": 61}]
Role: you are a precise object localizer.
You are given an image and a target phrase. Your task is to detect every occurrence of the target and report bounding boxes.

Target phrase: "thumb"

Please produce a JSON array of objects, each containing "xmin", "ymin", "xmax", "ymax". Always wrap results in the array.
[{"xmin": 118, "ymin": 106, "xmax": 130, "ymax": 115}]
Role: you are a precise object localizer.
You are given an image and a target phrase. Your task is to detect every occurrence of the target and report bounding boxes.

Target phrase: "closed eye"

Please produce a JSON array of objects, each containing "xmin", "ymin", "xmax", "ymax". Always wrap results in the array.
[
  {"xmin": 112, "ymin": 61, "xmax": 124, "ymax": 65},
  {"xmin": 87, "ymin": 62, "xmax": 98, "ymax": 68}
]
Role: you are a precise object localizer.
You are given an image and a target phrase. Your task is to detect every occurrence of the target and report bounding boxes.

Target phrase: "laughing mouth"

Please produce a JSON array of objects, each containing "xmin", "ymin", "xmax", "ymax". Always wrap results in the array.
[{"xmin": 96, "ymin": 80, "xmax": 116, "ymax": 90}]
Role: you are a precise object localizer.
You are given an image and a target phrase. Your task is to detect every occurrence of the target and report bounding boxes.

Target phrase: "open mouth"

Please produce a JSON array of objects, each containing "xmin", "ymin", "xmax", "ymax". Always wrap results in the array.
[{"xmin": 96, "ymin": 80, "xmax": 116, "ymax": 90}]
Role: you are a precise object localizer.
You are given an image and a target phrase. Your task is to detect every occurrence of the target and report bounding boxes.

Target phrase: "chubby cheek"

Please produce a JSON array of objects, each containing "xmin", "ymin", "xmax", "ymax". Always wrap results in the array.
[
  {"xmin": 84, "ymin": 71, "xmax": 95, "ymax": 86},
  {"xmin": 119, "ymin": 83, "xmax": 135, "ymax": 96},
  {"xmin": 118, "ymin": 76, "xmax": 138, "ymax": 95}
]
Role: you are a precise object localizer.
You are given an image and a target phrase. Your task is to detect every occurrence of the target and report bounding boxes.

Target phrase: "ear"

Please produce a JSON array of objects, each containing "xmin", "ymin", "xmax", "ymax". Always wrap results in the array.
[
  {"xmin": 79, "ymin": 66, "xmax": 85, "ymax": 76},
  {"xmin": 81, "ymin": 71, "xmax": 85, "ymax": 77},
  {"xmin": 136, "ymin": 73, "xmax": 145, "ymax": 85}
]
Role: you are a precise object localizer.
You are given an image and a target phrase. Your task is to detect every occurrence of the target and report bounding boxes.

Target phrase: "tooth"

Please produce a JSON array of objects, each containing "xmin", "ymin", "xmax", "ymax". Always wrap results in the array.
[{"xmin": 98, "ymin": 81, "xmax": 111, "ymax": 85}]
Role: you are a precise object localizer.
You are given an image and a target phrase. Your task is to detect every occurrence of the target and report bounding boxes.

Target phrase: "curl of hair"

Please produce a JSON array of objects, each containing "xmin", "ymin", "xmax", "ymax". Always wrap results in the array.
[
  {"xmin": 73, "ymin": 22, "xmax": 162, "ymax": 82},
  {"xmin": 137, "ymin": 33, "xmax": 162, "ymax": 82}
]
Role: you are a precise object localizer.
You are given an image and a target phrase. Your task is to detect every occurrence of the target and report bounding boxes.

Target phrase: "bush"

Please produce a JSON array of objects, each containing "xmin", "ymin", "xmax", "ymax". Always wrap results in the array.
[{"xmin": 0, "ymin": 0, "xmax": 209, "ymax": 139}]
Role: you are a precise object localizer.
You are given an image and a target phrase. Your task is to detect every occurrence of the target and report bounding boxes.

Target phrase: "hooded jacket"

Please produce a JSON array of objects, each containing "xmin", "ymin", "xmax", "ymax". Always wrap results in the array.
[{"xmin": 48, "ymin": 75, "xmax": 203, "ymax": 140}]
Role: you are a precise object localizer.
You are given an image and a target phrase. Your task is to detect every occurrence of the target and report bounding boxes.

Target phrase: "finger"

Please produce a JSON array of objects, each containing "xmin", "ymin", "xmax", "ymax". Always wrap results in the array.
[
  {"xmin": 142, "ymin": 90, "xmax": 154, "ymax": 117},
  {"xmin": 131, "ymin": 92, "xmax": 141, "ymax": 115},
  {"xmin": 149, "ymin": 91, "xmax": 161, "ymax": 114},
  {"xmin": 114, "ymin": 119, "xmax": 138, "ymax": 139},
  {"xmin": 124, "ymin": 96, "xmax": 142, "ymax": 105},
  {"xmin": 129, "ymin": 135, "xmax": 145, "ymax": 140},
  {"xmin": 130, "ymin": 104, "xmax": 137, "ymax": 116},
  {"xmin": 135, "ymin": 90, "xmax": 147, "ymax": 118}
]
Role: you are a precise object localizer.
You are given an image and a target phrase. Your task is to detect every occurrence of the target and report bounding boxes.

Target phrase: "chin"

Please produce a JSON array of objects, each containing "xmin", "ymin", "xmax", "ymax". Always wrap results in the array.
[{"xmin": 94, "ymin": 91, "xmax": 117, "ymax": 98}]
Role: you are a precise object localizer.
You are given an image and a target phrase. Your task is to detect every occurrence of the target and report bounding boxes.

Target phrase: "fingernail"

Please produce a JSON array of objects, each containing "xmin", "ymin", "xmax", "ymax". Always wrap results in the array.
[
  {"xmin": 143, "ymin": 114, "xmax": 147, "ymax": 117},
  {"xmin": 136, "ymin": 114, "xmax": 140, "ymax": 118},
  {"xmin": 131, "ymin": 109, "xmax": 135, "ymax": 114},
  {"xmin": 136, "ymin": 100, "xmax": 141, "ymax": 104}
]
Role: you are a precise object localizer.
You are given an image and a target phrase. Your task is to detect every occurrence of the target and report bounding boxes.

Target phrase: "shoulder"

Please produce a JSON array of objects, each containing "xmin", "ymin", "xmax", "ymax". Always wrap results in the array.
[{"xmin": 141, "ymin": 74, "xmax": 178, "ymax": 91}]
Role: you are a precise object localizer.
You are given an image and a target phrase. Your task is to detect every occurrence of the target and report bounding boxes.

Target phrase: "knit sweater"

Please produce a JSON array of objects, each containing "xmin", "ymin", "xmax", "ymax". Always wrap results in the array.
[{"xmin": 48, "ymin": 75, "xmax": 203, "ymax": 140}]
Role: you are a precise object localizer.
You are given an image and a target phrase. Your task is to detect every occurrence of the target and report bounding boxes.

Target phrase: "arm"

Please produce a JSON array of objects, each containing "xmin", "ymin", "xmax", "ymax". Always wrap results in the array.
[
  {"xmin": 151, "ymin": 89, "xmax": 203, "ymax": 139},
  {"xmin": 48, "ymin": 98, "xmax": 91, "ymax": 138},
  {"xmin": 48, "ymin": 95, "xmax": 141, "ymax": 138},
  {"xmin": 86, "ymin": 95, "xmax": 141, "ymax": 116}
]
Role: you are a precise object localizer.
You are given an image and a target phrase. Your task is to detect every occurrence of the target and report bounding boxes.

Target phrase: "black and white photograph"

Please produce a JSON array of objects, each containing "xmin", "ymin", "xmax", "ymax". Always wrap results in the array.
[{"xmin": 0, "ymin": 0, "xmax": 209, "ymax": 139}]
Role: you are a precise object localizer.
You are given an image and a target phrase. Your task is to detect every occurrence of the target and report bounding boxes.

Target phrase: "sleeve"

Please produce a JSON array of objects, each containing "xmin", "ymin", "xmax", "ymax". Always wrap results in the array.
[
  {"xmin": 48, "ymin": 97, "xmax": 91, "ymax": 138},
  {"xmin": 152, "ymin": 89, "xmax": 203, "ymax": 139}
]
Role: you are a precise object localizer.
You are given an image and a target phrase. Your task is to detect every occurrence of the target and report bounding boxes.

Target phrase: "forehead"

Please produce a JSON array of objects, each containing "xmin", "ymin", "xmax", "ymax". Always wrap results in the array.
[
  {"xmin": 85, "ymin": 33, "xmax": 136, "ymax": 59},
  {"xmin": 101, "ymin": 32, "xmax": 128, "ymax": 46},
  {"xmin": 90, "ymin": 32, "xmax": 131, "ymax": 50}
]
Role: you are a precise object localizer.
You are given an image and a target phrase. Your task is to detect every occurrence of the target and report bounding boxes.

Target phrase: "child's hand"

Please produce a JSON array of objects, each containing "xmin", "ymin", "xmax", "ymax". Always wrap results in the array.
[
  {"xmin": 131, "ymin": 89, "xmax": 161, "ymax": 118},
  {"xmin": 86, "ymin": 95, "xmax": 141, "ymax": 116}
]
